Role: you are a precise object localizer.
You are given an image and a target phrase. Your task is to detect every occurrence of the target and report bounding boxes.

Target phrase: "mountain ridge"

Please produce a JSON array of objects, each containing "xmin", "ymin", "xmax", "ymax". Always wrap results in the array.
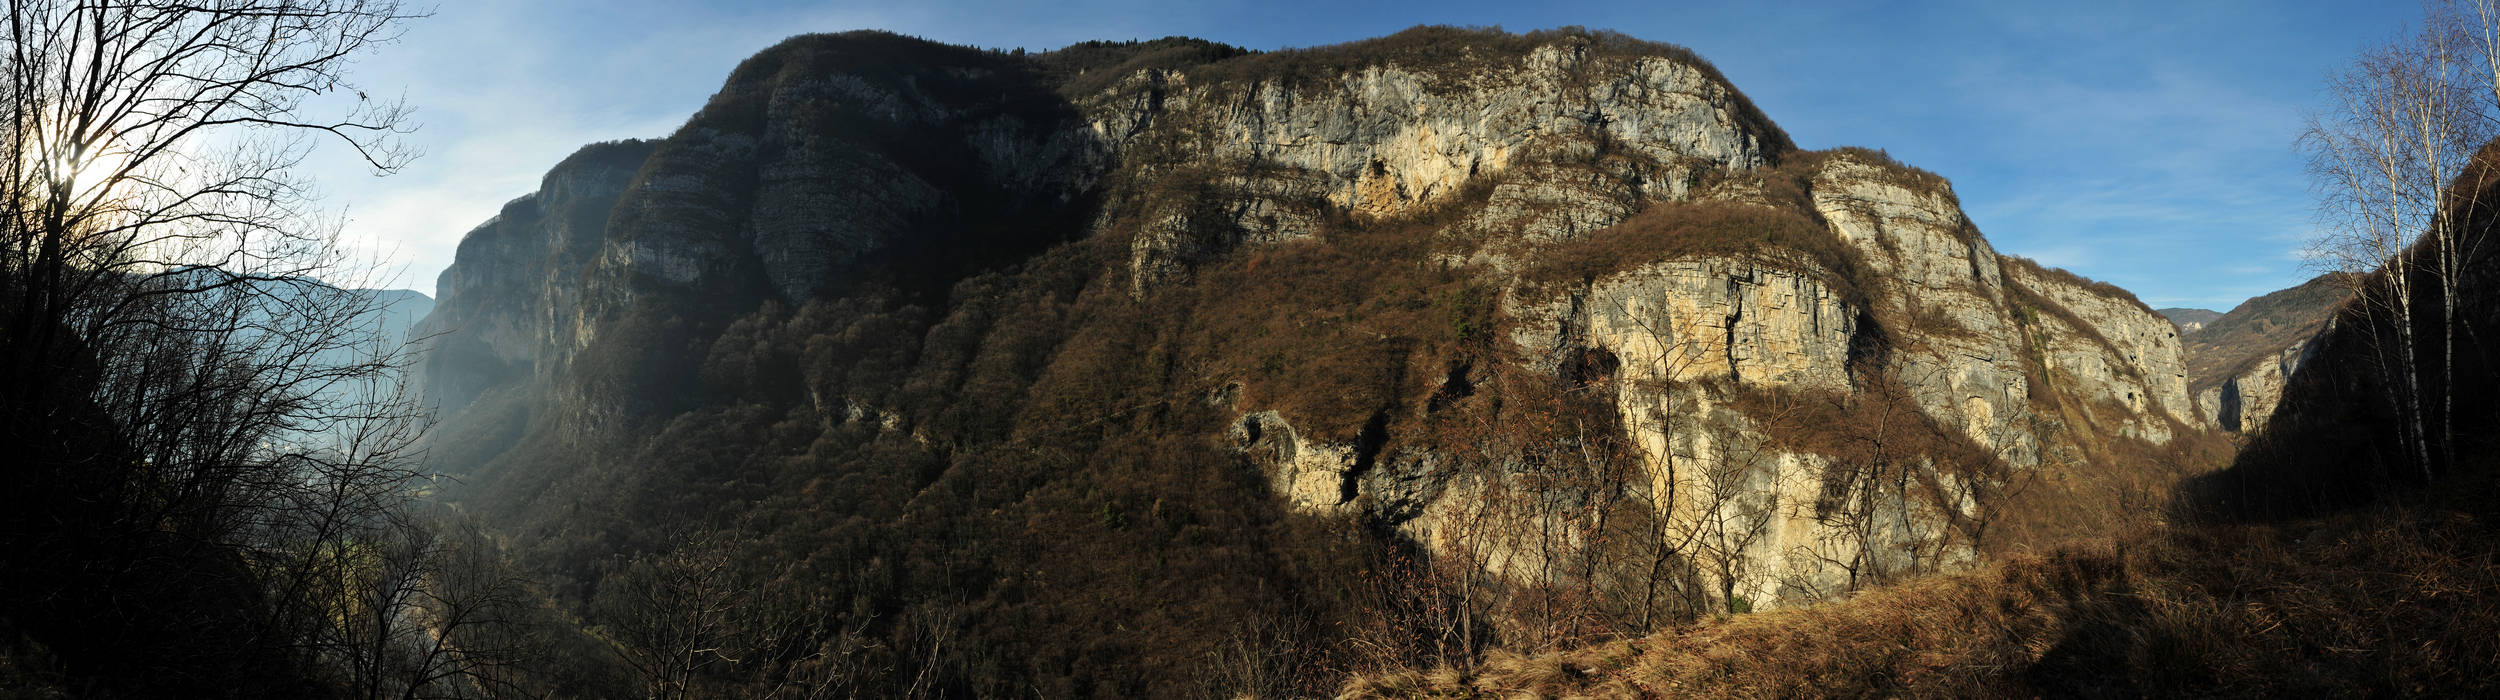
[
  {"xmin": 2182, "ymin": 272, "xmax": 2353, "ymax": 433},
  {"xmin": 410, "ymin": 27, "xmax": 2219, "ymax": 695},
  {"xmin": 2158, "ymin": 306, "xmax": 2221, "ymax": 332}
]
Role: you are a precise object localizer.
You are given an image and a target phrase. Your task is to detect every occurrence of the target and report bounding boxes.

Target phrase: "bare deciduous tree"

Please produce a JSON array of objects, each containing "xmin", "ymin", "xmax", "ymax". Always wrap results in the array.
[
  {"xmin": 1600, "ymin": 294, "xmax": 1737, "ymax": 622},
  {"xmin": 597, "ymin": 532, "xmax": 755, "ymax": 699},
  {"xmin": 0, "ymin": 0, "xmax": 462, "ymax": 694},
  {"xmin": 2302, "ymin": 0, "xmax": 2500, "ymax": 482}
]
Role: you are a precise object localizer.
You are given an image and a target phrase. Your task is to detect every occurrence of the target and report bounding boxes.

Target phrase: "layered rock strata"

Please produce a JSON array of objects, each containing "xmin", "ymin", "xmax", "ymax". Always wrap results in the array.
[{"xmin": 419, "ymin": 29, "xmax": 2206, "ymax": 615}]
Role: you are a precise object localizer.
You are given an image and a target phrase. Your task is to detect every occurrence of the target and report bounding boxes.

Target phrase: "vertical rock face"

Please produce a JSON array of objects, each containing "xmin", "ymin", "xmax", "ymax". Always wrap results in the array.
[
  {"xmin": 1809, "ymin": 158, "xmax": 2038, "ymax": 462},
  {"xmin": 1102, "ymin": 42, "xmax": 1788, "ymax": 289},
  {"xmin": 2002, "ymin": 262, "xmax": 2199, "ymax": 441},
  {"xmin": 1144, "ymin": 44, "xmax": 1777, "ymax": 212},
  {"xmin": 2198, "ymin": 327, "xmax": 2328, "ymax": 433},
  {"xmin": 1556, "ymin": 260, "xmax": 1858, "ymax": 392},
  {"xmin": 418, "ymin": 140, "xmax": 655, "ymax": 413},
  {"xmin": 420, "ymin": 34, "xmax": 1109, "ymax": 419},
  {"xmin": 2177, "ymin": 274, "xmax": 2354, "ymax": 434},
  {"xmin": 1510, "ymin": 259, "xmax": 1891, "ymax": 602},
  {"xmin": 417, "ymin": 27, "xmax": 2212, "ymax": 635}
]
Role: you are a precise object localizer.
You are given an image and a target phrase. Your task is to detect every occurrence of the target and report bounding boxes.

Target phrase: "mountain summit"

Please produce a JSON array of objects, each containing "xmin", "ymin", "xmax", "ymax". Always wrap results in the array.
[{"xmin": 414, "ymin": 27, "xmax": 2220, "ymax": 695}]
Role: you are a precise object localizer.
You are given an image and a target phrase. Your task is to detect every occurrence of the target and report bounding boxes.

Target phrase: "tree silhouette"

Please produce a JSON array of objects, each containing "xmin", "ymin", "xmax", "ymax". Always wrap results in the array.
[{"xmin": 0, "ymin": 1, "xmax": 456, "ymax": 695}]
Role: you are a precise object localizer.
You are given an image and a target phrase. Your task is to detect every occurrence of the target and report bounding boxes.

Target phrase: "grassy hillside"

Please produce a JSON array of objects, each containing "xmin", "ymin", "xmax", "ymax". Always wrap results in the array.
[{"xmin": 1348, "ymin": 484, "xmax": 2500, "ymax": 698}]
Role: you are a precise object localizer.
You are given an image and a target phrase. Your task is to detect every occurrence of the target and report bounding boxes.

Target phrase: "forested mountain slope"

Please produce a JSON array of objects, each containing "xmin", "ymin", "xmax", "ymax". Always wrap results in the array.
[{"xmin": 413, "ymin": 27, "xmax": 2220, "ymax": 696}]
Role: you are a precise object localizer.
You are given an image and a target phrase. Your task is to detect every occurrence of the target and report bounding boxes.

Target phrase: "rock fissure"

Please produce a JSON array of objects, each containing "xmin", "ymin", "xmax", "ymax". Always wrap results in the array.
[{"xmin": 1342, "ymin": 412, "xmax": 1392, "ymax": 505}]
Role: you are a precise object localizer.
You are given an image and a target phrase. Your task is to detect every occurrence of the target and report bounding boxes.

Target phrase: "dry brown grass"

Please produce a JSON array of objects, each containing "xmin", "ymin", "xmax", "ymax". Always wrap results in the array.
[
  {"xmin": 2000, "ymin": 254, "xmax": 2156, "ymax": 318},
  {"xmin": 1520, "ymin": 199, "xmax": 1875, "ymax": 312},
  {"xmin": 1343, "ymin": 543, "xmax": 2122, "ymax": 698},
  {"xmin": 1342, "ymin": 480, "xmax": 2500, "ymax": 698}
]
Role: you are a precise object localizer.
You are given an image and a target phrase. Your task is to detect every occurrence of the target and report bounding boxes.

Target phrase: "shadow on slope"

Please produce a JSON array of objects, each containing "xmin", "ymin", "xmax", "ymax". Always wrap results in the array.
[{"xmin": 2185, "ymin": 143, "xmax": 2500, "ymax": 522}]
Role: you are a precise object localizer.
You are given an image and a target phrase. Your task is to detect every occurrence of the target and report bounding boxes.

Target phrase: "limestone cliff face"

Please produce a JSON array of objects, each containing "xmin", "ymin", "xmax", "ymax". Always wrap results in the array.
[
  {"xmin": 2198, "ymin": 330, "xmax": 2326, "ymax": 433},
  {"xmin": 418, "ymin": 140, "xmax": 654, "ymax": 413},
  {"xmin": 2003, "ymin": 262, "xmax": 2198, "ymax": 442},
  {"xmin": 1807, "ymin": 159, "xmax": 2038, "ymax": 462},
  {"xmin": 1097, "ymin": 42, "xmax": 1786, "ymax": 290},
  {"xmin": 2178, "ymin": 274, "xmax": 2353, "ymax": 434},
  {"xmin": 1212, "ymin": 144, "xmax": 2201, "ymax": 607},
  {"xmin": 420, "ymin": 35, "xmax": 1107, "ymax": 419},
  {"xmin": 1470, "ymin": 152, "xmax": 2198, "ymax": 604},
  {"xmin": 1510, "ymin": 258, "xmax": 1895, "ymax": 602},
  {"xmin": 417, "ymin": 29, "xmax": 2208, "ymax": 620}
]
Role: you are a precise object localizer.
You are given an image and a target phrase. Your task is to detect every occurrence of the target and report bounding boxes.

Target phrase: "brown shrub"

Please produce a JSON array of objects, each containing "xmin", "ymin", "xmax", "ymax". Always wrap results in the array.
[
  {"xmin": 1151, "ymin": 175, "xmax": 1503, "ymax": 441},
  {"xmin": 1521, "ymin": 199, "xmax": 1876, "ymax": 311},
  {"xmin": 1033, "ymin": 36, "xmax": 1249, "ymax": 97},
  {"xmin": 2001, "ymin": 253, "xmax": 2156, "ymax": 317},
  {"xmin": 1344, "ymin": 493, "xmax": 2500, "ymax": 698}
]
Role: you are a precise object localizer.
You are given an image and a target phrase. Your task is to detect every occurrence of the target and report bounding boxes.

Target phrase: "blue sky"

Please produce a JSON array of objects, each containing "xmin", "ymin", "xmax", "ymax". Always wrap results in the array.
[{"xmin": 309, "ymin": 0, "xmax": 2424, "ymax": 311}]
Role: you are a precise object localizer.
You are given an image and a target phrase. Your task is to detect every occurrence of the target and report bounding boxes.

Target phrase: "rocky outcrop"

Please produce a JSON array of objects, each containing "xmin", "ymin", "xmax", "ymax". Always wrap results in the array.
[
  {"xmin": 2198, "ymin": 329, "xmax": 2326, "ymax": 433},
  {"xmin": 2004, "ymin": 262, "xmax": 2198, "ymax": 442},
  {"xmin": 1808, "ymin": 158, "xmax": 2038, "ymax": 461},
  {"xmin": 1231, "ymin": 145, "xmax": 2201, "ymax": 607},
  {"xmin": 418, "ymin": 28, "xmax": 2208, "ymax": 623},
  {"xmin": 2176, "ymin": 274, "xmax": 2353, "ymax": 434},
  {"xmin": 418, "ymin": 140, "xmax": 655, "ymax": 413},
  {"xmin": 1511, "ymin": 258, "xmax": 1887, "ymax": 602},
  {"xmin": 1231, "ymin": 410, "xmax": 1366, "ymax": 510},
  {"xmin": 2160, "ymin": 307, "xmax": 2221, "ymax": 334},
  {"xmin": 1102, "ymin": 42, "xmax": 1786, "ymax": 288}
]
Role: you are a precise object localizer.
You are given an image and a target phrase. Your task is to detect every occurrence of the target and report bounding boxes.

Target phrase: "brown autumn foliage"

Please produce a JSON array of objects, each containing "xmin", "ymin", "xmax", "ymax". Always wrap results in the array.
[
  {"xmin": 1522, "ymin": 198, "xmax": 1873, "ymax": 311},
  {"xmin": 419, "ymin": 27, "xmax": 2376, "ymax": 699},
  {"xmin": 1345, "ymin": 492, "xmax": 2500, "ymax": 698}
]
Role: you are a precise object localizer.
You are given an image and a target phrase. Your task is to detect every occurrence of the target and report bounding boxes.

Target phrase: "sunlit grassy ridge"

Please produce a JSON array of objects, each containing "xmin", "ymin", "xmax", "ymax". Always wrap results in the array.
[{"xmin": 1347, "ymin": 486, "xmax": 2500, "ymax": 698}]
